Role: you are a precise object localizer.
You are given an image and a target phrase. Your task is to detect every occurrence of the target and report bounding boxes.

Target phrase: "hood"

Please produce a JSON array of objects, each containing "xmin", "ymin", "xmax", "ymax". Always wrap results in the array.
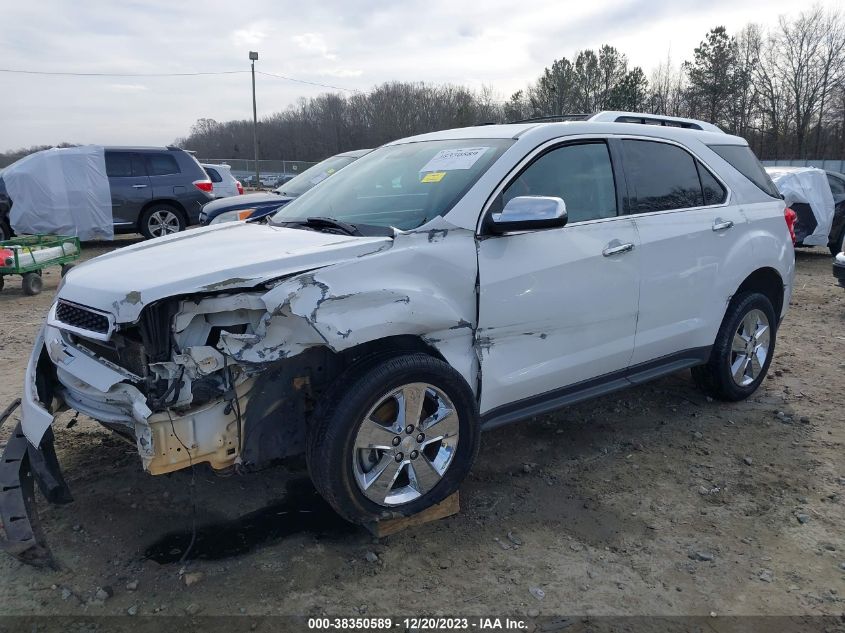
[
  {"xmin": 202, "ymin": 191, "xmax": 294, "ymax": 215},
  {"xmin": 58, "ymin": 222, "xmax": 392, "ymax": 323}
]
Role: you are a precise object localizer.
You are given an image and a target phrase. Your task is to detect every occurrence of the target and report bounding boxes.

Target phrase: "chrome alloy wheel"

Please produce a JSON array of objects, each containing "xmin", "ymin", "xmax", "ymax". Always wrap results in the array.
[
  {"xmin": 352, "ymin": 383, "xmax": 459, "ymax": 506},
  {"xmin": 729, "ymin": 308, "xmax": 770, "ymax": 387},
  {"xmin": 147, "ymin": 209, "xmax": 181, "ymax": 237}
]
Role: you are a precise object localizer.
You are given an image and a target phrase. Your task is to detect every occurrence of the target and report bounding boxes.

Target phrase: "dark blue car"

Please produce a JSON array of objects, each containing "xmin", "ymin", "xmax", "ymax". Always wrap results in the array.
[{"xmin": 199, "ymin": 149, "xmax": 370, "ymax": 226}]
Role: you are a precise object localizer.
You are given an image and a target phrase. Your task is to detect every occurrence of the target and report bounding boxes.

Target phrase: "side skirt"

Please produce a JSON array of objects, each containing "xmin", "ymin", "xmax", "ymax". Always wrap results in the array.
[{"xmin": 480, "ymin": 347, "xmax": 711, "ymax": 431}]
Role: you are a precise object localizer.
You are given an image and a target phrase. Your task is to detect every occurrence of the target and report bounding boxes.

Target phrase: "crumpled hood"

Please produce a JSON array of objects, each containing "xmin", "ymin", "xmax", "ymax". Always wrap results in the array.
[{"xmin": 58, "ymin": 222, "xmax": 392, "ymax": 323}]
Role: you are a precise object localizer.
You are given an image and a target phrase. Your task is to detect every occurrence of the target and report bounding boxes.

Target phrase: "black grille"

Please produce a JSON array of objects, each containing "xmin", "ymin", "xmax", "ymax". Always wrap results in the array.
[{"xmin": 56, "ymin": 301, "xmax": 110, "ymax": 335}]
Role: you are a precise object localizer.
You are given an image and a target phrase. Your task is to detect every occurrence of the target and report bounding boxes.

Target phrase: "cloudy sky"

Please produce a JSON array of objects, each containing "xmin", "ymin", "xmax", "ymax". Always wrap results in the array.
[{"xmin": 0, "ymin": 0, "xmax": 839, "ymax": 152}]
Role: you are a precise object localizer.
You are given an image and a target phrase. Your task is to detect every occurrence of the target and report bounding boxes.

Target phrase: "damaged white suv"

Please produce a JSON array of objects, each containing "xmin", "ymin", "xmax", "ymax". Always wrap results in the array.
[{"xmin": 9, "ymin": 112, "xmax": 794, "ymax": 556}]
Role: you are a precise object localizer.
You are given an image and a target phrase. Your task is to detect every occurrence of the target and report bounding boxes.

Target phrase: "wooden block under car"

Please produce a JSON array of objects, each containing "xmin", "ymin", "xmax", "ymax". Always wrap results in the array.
[{"xmin": 365, "ymin": 492, "xmax": 460, "ymax": 537}]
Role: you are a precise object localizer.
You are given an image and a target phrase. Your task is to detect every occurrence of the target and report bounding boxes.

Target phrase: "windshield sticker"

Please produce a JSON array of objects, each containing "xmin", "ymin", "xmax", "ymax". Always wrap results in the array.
[
  {"xmin": 419, "ymin": 146, "xmax": 491, "ymax": 172},
  {"xmin": 310, "ymin": 172, "xmax": 329, "ymax": 185},
  {"xmin": 421, "ymin": 171, "xmax": 446, "ymax": 183}
]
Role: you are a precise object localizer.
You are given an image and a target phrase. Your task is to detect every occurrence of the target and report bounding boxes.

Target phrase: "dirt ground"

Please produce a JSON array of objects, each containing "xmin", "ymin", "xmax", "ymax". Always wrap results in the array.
[{"xmin": 0, "ymin": 240, "xmax": 843, "ymax": 620}]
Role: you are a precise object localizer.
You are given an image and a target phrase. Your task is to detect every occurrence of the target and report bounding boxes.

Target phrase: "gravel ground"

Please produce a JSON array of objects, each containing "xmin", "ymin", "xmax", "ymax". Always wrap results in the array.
[{"xmin": 0, "ymin": 241, "xmax": 843, "ymax": 619}]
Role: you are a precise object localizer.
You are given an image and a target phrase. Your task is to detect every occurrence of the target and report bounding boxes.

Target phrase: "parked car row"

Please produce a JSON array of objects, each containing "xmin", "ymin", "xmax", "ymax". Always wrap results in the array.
[
  {"xmin": 199, "ymin": 149, "xmax": 370, "ymax": 225},
  {"xmin": 0, "ymin": 147, "xmax": 368, "ymax": 241}
]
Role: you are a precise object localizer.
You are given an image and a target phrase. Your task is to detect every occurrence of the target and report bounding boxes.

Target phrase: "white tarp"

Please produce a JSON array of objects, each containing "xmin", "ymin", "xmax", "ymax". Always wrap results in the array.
[
  {"xmin": 767, "ymin": 167, "xmax": 834, "ymax": 246},
  {"xmin": 3, "ymin": 145, "xmax": 113, "ymax": 240}
]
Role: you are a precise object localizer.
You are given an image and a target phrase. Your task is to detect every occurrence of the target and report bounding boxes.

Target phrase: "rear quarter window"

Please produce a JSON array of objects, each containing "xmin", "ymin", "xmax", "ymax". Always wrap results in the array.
[
  {"xmin": 146, "ymin": 153, "xmax": 181, "ymax": 176},
  {"xmin": 708, "ymin": 144, "xmax": 779, "ymax": 198},
  {"xmin": 205, "ymin": 167, "xmax": 222, "ymax": 183}
]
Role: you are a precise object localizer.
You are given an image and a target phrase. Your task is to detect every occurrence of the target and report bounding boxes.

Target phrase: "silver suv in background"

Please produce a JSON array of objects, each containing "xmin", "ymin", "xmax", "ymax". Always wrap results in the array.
[{"xmin": 105, "ymin": 146, "xmax": 213, "ymax": 239}]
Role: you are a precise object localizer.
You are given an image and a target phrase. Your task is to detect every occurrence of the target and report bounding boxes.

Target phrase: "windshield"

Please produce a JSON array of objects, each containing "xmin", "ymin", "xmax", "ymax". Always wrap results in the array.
[
  {"xmin": 275, "ymin": 154, "xmax": 359, "ymax": 197},
  {"xmin": 271, "ymin": 139, "xmax": 512, "ymax": 230}
]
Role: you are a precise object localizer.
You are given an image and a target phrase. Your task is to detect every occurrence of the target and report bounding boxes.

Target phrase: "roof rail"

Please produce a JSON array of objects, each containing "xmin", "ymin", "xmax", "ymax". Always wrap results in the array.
[
  {"xmin": 508, "ymin": 113, "xmax": 591, "ymax": 124},
  {"xmin": 588, "ymin": 111, "xmax": 724, "ymax": 133}
]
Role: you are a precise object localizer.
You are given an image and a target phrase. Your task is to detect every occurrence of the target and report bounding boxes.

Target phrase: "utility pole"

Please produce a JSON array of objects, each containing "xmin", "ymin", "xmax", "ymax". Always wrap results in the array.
[{"xmin": 249, "ymin": 51, "xmax": 259, "ymax": 187}]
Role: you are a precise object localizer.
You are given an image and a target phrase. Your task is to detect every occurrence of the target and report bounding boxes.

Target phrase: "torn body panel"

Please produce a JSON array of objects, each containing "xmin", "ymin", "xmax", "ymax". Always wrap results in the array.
[
  {"xmin": 21, "ymin": 220, "xmax": 479, "ymax": 478},
  {"xmin": 219, "ymin": 223, "xmax": 480, "ymax": 391}
]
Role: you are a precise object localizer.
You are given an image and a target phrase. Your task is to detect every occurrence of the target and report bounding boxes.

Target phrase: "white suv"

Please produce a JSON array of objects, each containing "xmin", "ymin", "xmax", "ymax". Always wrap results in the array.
[
  {"xmin": 202, "ymin": 163, "xmax": 243, "ymax": 198},
  {"xmin": 10, "ymin": 112, "xmax": 794, "ymax": 549}
]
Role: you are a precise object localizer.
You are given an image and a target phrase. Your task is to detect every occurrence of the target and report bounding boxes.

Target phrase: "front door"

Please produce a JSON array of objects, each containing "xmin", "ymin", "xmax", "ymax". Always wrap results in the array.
[{"xmin": 477, "ymin": 140, "xmax": 640, "ymax": 416}]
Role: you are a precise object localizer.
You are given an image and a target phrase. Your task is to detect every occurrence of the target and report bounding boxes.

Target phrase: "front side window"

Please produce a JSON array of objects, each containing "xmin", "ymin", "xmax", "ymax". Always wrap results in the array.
[
  {"xmin": 272, "ymin": 139, "xmax": 512, "ymax": 231},
  {"xmin": 146, "ymin": 153, "xmax": 180, "ymax": 176},
  {"xmin": 622, "ymin": 140, "xmax": 704, "ymax": 212},
  {"xmin": 499, "ymin": 142, "xmax": 617, "ymax": 223}
]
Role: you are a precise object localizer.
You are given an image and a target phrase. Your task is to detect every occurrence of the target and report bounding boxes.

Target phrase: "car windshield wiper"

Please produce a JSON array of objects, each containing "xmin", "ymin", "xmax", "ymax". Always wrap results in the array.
[{"xmin": 282, "ymin": 216, "xmax": 363, "ymax": 236}]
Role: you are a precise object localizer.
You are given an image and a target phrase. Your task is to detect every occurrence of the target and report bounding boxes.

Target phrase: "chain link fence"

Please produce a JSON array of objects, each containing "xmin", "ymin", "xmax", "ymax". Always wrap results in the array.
[{"xmin": 198, "ymin": 158, "xmax": 317, "ymax": 185}]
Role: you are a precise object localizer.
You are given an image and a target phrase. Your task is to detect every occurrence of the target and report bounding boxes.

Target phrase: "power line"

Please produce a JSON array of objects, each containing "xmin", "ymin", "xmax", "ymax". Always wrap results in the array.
[
  {"xmin": 0, "ymin": 68, "xmax": 248, "ymax": 77},
  {"xmin": 256, "ymin": 70, "xmax": 357, "ymax": 93},
  {"xmin": 0, "ymin": 67, "xmax": 357, "ymax": 92}
]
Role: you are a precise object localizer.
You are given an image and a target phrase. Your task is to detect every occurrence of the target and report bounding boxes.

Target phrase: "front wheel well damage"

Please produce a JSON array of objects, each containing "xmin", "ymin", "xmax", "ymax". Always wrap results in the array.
[{"xmin": 241, "ymin": 335, "xmax": 447, "ymax": 469}]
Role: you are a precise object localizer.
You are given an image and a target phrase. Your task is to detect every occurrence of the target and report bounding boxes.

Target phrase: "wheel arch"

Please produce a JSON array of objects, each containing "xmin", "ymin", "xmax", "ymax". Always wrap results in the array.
[
  {"xmin": 240, "ymin": 334, "xmax": 461, "ymax": 469},
  {"xmin": 732, "ymin": 267, "xmax": 785, "ymax": 320},
  {"xmin": 136, "ymin": 198, "xmax": 188, "ymax": 232}
]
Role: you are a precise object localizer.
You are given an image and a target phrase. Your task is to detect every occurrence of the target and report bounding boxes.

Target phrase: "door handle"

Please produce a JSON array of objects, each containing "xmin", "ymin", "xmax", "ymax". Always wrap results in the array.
[
  {"xmin": 602, "ymin": 242, "xmax": 634, "ymax": 257},
  {"xmin": 712, "ymin": 219, "xmax": 734, "ymax": 231},
  {"xmin": 132, "ymin": 184, "xmax": 148, "ymax": 189}
]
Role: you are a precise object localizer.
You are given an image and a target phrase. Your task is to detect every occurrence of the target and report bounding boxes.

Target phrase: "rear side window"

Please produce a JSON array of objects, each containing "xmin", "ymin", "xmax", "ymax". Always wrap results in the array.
[
  {"xmin": 146, "ymin": 153, "xmax": 180, "ymax": 176},
  {"xmin": 105, "ymin": 152, "xmax": 146, "ymax": 178},
  {"xmin": 708, "ymin": 144, "xmax": 779, "ymax": 198},
  {"xmin": 501, "ymin": 142, "xmax": 617, "ymax": 223},
  {"xmin": 205, "ymin": 167, "xmax": 222, "ymax": 183},
  {"xmin": 622, "ymin": 140, "xmax": 703, "ymax": 212}
]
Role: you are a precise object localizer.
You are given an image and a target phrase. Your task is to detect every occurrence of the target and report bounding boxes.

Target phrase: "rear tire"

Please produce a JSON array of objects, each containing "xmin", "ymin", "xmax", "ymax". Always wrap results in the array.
[
  {"xmin": 692, "ymin": 292, "xmax": 776, "ymax": 401},
  {"xmin": 21, "ymin": 272, "xmax": 43, "ymax": 296},
  {"xmin": 139, "ymin": 204, "xmax": 185, "ymax": 240},
  {"xmin": 306, "ymin": 353, "xmax": 480, "ymax": 525},
  {"xmin": 829, "ymin": 227, "xmax": 845, "ymax": 257}
]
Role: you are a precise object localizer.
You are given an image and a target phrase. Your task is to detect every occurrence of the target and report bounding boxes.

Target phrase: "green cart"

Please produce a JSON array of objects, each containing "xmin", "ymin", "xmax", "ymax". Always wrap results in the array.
[{"xmin": 0, "ymin": 235, "xmax": 81, "ymax": 296}]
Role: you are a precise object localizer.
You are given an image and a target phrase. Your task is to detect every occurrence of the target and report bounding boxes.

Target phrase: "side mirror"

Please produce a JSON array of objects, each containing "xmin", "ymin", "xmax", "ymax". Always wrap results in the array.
[{"xmin": 490, "ymin": 196, "xmax": 568, "ymax": 233}]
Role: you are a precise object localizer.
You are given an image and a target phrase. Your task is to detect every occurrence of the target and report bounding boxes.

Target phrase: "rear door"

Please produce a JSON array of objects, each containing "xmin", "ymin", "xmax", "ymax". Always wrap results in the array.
[
  {"xmin": 477, "ymin": 139, "xmax": 641, "ymax": 416},
  {"xmin": 105, "ymin": 151, "xmax": 150, "ymax": 228},
  {"xmin": 619, "ymin": 138, "xmax": 738, "ymax": 366}
]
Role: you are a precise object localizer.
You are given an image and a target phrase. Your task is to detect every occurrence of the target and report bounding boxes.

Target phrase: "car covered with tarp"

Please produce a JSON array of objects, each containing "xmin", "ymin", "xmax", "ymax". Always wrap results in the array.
[{"xmin": 766, "ymin": 167, "xmax": 835, "ymax": 248}]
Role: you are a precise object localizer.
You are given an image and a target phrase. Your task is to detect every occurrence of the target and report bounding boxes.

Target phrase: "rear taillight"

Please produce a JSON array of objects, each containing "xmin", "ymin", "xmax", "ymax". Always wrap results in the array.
[
  {"xmin": 193, "ymin": 179, "xmax": 213, "ymax": 193},
  {"xmin": 236, "ymin": 181, "xmax": 244, "ymax": 195},
  {"xmin": 784, "ymin": 207, "xmax": 797, "ymax": 245}
]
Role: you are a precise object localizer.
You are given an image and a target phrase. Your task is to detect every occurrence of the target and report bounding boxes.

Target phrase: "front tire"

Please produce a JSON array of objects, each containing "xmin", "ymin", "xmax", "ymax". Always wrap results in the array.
[
  {"xmin": 306, "ymin": 353, "xmax": 480, "ymax": 524},
  {"xmin": 139, "ymin": 204, "xmax": 185, "ymax": 239},
  {"xmin": 692, "ymin": 292, "xmax": 776, "ymax": 401}
]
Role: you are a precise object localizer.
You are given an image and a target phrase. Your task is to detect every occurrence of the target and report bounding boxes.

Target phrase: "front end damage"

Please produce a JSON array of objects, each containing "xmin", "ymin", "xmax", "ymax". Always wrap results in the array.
[{"xmin": 1, "ymin": 224, "xmax": 478, "ymax": 564}]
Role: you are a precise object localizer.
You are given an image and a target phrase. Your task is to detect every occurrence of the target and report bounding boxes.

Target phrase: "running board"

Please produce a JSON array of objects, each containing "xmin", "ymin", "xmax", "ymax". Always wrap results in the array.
[{"xmin": 0, "ymin": 399, "xmax": 72, "ymax": 568}]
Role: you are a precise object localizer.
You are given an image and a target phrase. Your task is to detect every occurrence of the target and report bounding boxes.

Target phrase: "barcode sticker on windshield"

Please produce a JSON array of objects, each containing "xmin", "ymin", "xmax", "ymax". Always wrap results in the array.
[{"xmin": 419, "ymin": 147, "xmax": 491, "ymax": 172}]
